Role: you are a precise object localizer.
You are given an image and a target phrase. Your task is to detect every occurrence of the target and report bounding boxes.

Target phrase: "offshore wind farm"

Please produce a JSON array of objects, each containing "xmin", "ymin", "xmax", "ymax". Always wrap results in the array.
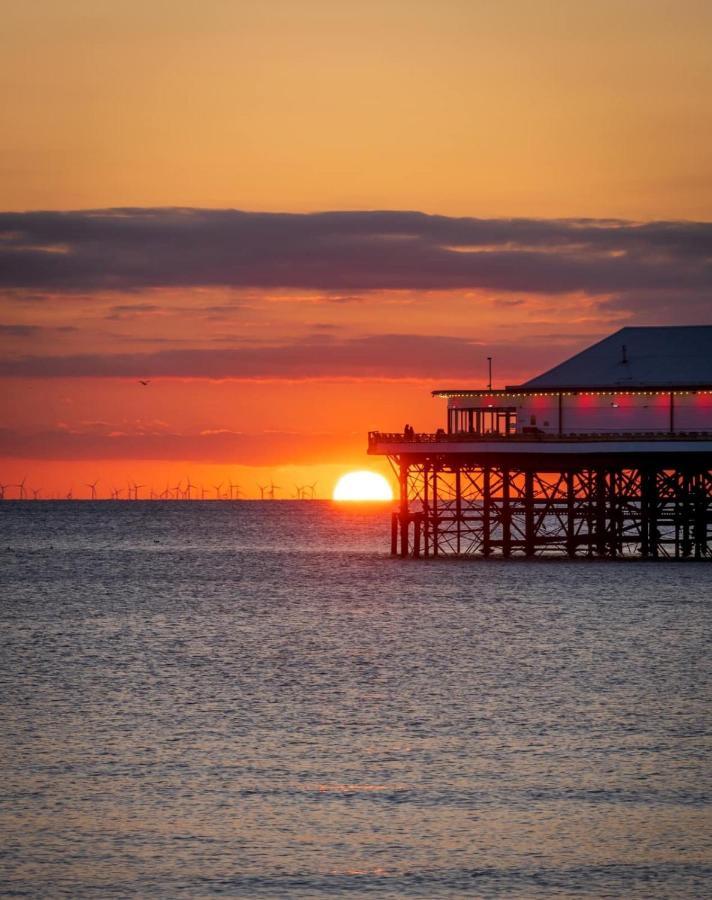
[{"xmin": 0, "ymin": 478, "xmax": 322, "ymax": 501}]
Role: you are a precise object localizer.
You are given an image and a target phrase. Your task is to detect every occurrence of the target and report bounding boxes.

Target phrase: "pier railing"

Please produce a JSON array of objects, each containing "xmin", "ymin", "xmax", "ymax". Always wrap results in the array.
[{"xmin": 369, "ymin": 430, "xmax": 712, "ymax": 448}]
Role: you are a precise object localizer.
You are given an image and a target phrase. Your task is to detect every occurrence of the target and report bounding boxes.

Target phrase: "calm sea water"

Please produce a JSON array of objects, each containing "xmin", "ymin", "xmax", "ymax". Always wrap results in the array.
[{"xmin": 1, "ymin": 501, "xmax": 711, "ymax": 899}]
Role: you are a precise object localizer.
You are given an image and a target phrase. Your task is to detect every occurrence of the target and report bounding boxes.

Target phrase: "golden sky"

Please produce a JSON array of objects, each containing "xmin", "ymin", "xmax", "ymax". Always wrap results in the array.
[
  {"xmin": 1, "ymin": 1, "xmax": 711, "ymax": 497},
  {"xmin": 3, "ymin": 0, "xmax": 711, "ymax": 217}
]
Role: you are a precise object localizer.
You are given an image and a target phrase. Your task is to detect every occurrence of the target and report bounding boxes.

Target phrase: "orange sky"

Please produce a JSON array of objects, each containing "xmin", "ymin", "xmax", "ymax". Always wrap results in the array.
[{"xmin": 1, "ymin": 1, "xmax": 711, "ymax": 498}]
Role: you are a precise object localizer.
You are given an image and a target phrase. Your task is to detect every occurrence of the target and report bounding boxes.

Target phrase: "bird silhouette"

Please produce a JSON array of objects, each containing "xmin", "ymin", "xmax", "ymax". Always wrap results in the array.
[{"xmin": 138, "ymin": 380, "xmax": 150, "ymax": 386}]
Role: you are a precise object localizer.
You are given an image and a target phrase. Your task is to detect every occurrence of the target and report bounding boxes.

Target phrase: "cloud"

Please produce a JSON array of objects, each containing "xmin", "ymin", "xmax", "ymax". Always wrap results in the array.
[
  {"xmin": 0, "ymin": 323, "xmax": 41, "ymax": 337},
  {"xmin": 0, "ymin": 323, "xmax": 78, "ymax": 337},
  {"xmin": 0, "ymin": 332, "xmax": 569, "ymax": 380},
  {"xmin": 596, "ymin": 288, "xmax": 712, "ymax": 322},
  {"xmin": 108, "ymin": 303, "xmax": 162, "ymax": 314},
  {"xmin": 0, "ymin": 208, "xmax": 710, "ymax": 296}
]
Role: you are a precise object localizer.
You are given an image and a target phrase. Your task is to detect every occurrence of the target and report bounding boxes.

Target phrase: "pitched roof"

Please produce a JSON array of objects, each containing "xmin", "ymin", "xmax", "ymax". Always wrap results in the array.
[{"xmin": 519, "ymin": 326, "xmax": 712, "ymax": 389}]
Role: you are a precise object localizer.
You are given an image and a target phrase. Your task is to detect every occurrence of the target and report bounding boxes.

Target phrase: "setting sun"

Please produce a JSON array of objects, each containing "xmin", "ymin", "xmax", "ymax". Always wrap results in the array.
[{"xmin": 332, "ymin": 471, "xmax": 393, "ymax": 502}]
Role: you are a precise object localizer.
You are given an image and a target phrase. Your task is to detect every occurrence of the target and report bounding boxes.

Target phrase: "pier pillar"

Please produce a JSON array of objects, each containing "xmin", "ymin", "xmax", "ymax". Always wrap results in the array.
[
  {"xmin": 423, "ymin": 463, "xmax": 430, "ymax": 557},
  {"xmin": 595, "ymin": 468, "xmax": 607, "ymax": 557},
  {"xmin": 524, "ymin": 470, "xmax": 535, "ymax": 557},
  {"xmin": 640, "ymin": 468, "xmax": 651, "ymax": 558},
  {"xmin": 432, "ymin": 465, "xmax": 439, "ymax": 556},
  {"xmin": 455, "ymin": 465, "xmax": 462, "ymax": 554},
  {"xmin": 693, "ymin": 475, "xmax": 706, "ymax": 559},
  {"xmin": 482, "ymin": 465, "xmax": 492, "ymax": 557},
  {"xmin": 413, "ymin": 513, "xmax": 422, "ymax": 558},
  {"xmin": 502, "ymin": 468, "xmax": 511, "ymax": 558},
  {"xmin": 650, "ymin": 470, "xmax": 659, "ymax": 559},
  {"xmin": 566, "ymin": 470, "xmax": 576, "ymax": 558},
  {"xmin": 399, "ymin": 461, "xmax": 409, "ymax": 557}
]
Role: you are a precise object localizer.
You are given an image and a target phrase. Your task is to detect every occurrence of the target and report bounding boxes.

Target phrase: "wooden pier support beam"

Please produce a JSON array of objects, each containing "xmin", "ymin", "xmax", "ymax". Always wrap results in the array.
[
  {"xmin": 455, "ymin": 465, "xmax": 462, "ymax": 555},
  {"xmin": 524, "ymin": 470, "xmax": 535, "ymax": 557},
  {"xmin": 383, "ymin": 451, "xmax": 711, "ymax": 560},
  {"xmin": 595, "ymin": 468, "xmax": 607, "ymax": 557},
  {"xmin": 413, "ymin": 513, "xmax": 422, "ymax": 559},
  {"xmin": 483, "ymin": 466, "xmax": 492, "ymax": 557},
  {"xmin": 399, "ymin": 460, "xmax": 409, "ymax": 558},
  {"xmin": 432, "ymin": 465, "xmax": 439, "ymax": 557},
  {"xmin": 650, "ymin": 470, "xmax": 659, "ymax": 559},
  {"xmin": 423, "ymin": 463, "xmax": 430, "ymax": 558},
  {"xmin": 693, "ymin": 475, "xmax": 706, "ymax": 560},
  {"xmin": 640, "ymin": 468, "xmax": 651, "ymax": 558},
  {"xmin": 566, "ymin": 470, "xmax": 576, "ymax": 558},
  {"xmin": 502, "ymin": 468, "xmax": 511, "ymax": 558},
  {"xmin": 400, "ymin": 514, "xmax": 409, "ymax": 557}
]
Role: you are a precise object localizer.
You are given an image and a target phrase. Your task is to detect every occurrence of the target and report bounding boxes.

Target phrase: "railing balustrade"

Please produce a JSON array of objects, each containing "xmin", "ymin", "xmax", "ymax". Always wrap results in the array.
[{"xmin": 368, "ymin": 430, "xmax": 712, "ymax": 447}]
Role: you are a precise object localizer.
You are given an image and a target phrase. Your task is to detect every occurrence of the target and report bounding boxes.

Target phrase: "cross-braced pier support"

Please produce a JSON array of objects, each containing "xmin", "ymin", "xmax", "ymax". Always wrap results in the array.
[{"xmin": 390, "ymin": 458, "xmax": 712, "ymax": 560}]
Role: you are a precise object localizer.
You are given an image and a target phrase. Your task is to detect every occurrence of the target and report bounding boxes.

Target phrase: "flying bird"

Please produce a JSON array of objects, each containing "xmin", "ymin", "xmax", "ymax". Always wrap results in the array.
[{"xmin": 139, "ymin": 380, "xmax": 150, "ymax": 386}]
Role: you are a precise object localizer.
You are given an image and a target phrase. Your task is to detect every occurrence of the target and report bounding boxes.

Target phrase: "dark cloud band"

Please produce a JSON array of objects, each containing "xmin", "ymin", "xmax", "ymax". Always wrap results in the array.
[
  {"xmin": 1, "ymin": 208, "xmax": 710, "ymax": 295},
  {"xmin": 0, "ymin": 333, "xmax": 564, "ymax": 379}
]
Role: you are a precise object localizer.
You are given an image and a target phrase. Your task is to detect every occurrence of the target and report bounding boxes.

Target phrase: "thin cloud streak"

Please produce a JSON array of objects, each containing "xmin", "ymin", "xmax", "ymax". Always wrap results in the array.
[
  {"xmin": 1, "ymin": 208, "xmax": 710, "ymax": 295},
  {"xmin": 0, "ymin": 333, "xmax": 572, "ymax": 380}
]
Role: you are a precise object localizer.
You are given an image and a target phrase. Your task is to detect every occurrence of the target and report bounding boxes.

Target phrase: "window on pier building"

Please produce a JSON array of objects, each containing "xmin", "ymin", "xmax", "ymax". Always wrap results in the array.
[{"xmin": 448, "ymin": 407, "xmax": 517, "ymax": 436}]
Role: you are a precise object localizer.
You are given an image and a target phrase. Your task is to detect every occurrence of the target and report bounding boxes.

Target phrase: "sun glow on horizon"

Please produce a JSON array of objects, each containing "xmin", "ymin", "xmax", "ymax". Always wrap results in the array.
[{"xmin": 332, "ymin": 470, "xmax": 393, "ymax": 502}]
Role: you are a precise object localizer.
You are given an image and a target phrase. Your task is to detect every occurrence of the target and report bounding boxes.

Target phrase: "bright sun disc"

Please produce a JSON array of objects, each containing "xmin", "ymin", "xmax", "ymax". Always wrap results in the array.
[{"xmin": 333, "ymin": 470, "xmax": 393, "ymax": 502}]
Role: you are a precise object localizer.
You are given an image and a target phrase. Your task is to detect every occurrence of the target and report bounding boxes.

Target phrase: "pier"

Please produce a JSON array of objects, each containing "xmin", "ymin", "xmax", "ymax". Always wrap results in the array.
[{"xmin": 369, "ymin": 327, "xmax": 712, "ymax": 559}]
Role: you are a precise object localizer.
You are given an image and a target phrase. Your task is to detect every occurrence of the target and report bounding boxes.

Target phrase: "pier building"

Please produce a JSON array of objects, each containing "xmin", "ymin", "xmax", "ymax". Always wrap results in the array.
[{"xmin": 368, "ymin": 326, "xmax": 712, "ymax": 559}]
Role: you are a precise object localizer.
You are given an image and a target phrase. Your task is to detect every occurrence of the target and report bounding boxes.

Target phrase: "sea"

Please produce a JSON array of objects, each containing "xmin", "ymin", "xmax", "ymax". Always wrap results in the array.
[{"xmin": 1, "ymin": 500, "xmax": 711, "ymax": 899}]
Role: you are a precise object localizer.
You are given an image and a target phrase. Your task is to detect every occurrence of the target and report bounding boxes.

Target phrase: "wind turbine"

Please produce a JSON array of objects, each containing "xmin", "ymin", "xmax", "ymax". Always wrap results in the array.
[
  {"xmin": 230, "ymin": 483, "xmax": 242, "ymax": 500},
  {"xmin": 66, "ymin": 487, "xmax": 73, "ymax": 500},
  {"xmin": 17, "ymin": 476, "xmax": 27, "ymax": 500},
  {"xmin": 32, "ymin": 488, "xmax": 41, "ymax": 500},
  {"xmin": 133, "ymin": 482, "xmax": 144, "ymax": 500},
  {"xmin": 86, "ymin": 479, "xmax": 99, "ymax": 500},
  {"xmin": 268, "ymin": 482, "xmax": 280, "ymax": 500},
  {"xmin": 258, "ymin": 484, "xmax": 267, "ymax": 499},
  {"xmin": 308, "ymin": 481, "xmax": 318, "ymax": 499},
  {"xmin": 214, "ymin": 482, "xmax": 223, "ymax": 500},
  {"xmin": 185, "ymin": 477, "xmax": 196, "ymax": 500},
  {"xmin": 173, "ymin": 481, "xmax": 183, "ymax": 500},
  {"xmin": 200, "ymin": 485, "xmax": 208, "ymax": 500},
  {"xmin": 0, "ymin": 483, "xmax": 7, "ymax": 500}
]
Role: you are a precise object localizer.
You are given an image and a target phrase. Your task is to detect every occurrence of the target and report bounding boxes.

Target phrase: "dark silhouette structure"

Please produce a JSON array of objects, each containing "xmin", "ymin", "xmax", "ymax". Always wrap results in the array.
[{"xmin": 369, "ymin": 327, "xmax": 712, "ymax": 559}]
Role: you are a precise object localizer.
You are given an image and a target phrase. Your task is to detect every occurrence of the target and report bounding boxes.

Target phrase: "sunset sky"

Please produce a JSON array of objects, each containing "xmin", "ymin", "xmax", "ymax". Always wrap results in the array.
[{"xmin": 2, "ymin": 0, "xmax": 711, "ymax": 498}]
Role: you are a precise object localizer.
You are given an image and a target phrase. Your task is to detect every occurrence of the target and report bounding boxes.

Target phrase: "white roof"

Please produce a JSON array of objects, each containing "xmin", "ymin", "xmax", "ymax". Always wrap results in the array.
[{"xmin": 521, "ymin": 326, "xmax": 712, "ymax": 389}]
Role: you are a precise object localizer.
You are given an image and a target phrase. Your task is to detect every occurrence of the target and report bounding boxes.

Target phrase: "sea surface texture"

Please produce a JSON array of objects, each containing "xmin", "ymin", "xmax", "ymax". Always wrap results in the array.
[{"xmin": 1, "ymin": 501, "xmax": 711, "ymax": 898}]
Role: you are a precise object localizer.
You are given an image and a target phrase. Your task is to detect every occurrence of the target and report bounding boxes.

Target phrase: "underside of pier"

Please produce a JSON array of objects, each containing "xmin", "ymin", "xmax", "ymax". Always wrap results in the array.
[{"xmin": 389, "ymin": 456, "xmax": 712, "ymax": 560}]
